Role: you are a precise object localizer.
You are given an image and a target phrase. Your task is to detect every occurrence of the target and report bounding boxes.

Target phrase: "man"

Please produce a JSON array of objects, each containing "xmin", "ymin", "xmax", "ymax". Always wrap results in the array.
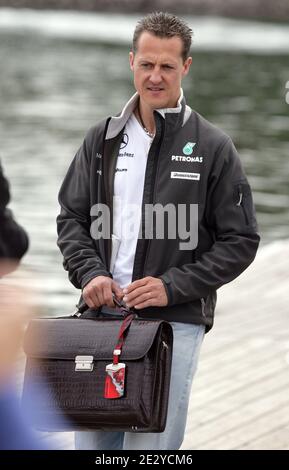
[{"xmin": 57, "ymin": 12, "xmax": 260, "ymax": 450}]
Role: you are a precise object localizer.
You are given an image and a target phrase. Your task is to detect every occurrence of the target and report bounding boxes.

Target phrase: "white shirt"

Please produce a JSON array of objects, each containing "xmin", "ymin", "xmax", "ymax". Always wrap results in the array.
[{"xmin": 111, "ymin": 113, "xmax": 153, "ymax": 288}]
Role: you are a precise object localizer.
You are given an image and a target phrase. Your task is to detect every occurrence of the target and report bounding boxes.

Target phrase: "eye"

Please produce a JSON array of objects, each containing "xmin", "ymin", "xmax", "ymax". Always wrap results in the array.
[{"xmin": 163, "ymin": 65, "xmax": 174, "ymax": 70}]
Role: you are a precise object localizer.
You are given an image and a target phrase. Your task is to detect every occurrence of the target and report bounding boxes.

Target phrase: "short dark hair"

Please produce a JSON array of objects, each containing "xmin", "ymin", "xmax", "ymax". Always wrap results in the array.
[{"xmin": 132, "ymin": 12, "xmax": 193, "ymax": 62}]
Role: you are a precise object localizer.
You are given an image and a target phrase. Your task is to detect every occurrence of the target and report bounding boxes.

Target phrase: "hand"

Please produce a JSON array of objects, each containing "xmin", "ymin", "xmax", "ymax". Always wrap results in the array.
[
  {"xmin": 82, "ymin": 276, "xmax": 123, "ymax": 309},
  {"xmin": 123, "ymin": 276, "xmax": 168, "ymax": 310}
]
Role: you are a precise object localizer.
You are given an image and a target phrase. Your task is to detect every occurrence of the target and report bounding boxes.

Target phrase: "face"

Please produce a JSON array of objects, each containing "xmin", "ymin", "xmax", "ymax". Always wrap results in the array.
[{"xmin": 129, "ymin": 31, "xmax": 192, "ymax": 111}]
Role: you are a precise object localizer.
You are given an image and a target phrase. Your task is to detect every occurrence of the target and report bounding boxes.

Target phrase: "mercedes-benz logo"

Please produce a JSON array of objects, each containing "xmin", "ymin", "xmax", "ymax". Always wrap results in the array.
[{"xmin": 120, "ymin": 133, "xmax": 129, "ymax": 149}]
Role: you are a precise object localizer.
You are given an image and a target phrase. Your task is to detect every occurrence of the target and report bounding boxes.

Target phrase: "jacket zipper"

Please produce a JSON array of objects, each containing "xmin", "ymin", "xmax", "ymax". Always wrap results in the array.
[
  {"xmin": 105, "ymin": 128, "xmax": 124, "ymax": 269},
  {"xmin": 142, "ymin": 114, "xmax": 165, "ymax": 276}
]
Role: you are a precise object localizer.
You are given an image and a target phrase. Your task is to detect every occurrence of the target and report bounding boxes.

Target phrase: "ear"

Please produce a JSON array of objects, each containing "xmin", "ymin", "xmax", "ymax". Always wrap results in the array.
[
  {"xmin": 182, "ymin": 56, "xmax": 192, "ymax": 77},
  {"xmin": 129, "ymin": 51, "xmax": 135, "ymax": 71}
]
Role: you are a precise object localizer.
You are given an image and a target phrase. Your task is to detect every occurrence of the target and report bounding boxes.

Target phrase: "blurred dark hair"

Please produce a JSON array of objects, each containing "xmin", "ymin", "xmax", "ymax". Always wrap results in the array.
[{"xmin": 0, "ymin": 161, "xmax": 29, "ymax": 267}]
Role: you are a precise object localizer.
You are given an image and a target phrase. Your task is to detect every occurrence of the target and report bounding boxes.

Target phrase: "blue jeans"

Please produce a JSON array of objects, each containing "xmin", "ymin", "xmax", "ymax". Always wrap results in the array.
[{"xmin": 75, "ymin": 321, "xmax": 205, "ymax": 450}]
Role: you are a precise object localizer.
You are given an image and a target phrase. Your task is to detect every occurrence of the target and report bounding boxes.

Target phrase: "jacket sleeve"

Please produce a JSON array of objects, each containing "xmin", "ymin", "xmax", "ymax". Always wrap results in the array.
[
  {"xmin": 57, "ymin": 131, "xmax": 110, "ymax": 289},
  {"xmin": 159, "ymin": 138, "xmax": 260, "ymax": 305},
  {"xmin": 0, "ymin": 162, "xmax": 29, "ymax": 261}
]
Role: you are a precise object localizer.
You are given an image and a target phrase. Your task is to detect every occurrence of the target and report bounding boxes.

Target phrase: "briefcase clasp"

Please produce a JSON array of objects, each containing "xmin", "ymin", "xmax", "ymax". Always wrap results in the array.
[{"xmin": 75, "ymin": 355, "xmax": 94, "ymax": 371}]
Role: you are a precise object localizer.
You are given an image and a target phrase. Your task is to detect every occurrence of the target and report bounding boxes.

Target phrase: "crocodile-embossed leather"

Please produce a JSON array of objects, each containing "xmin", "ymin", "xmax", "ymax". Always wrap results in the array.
[{"xmin": 22, "ymin": 317, "xmax": 173, "ymax": 432}]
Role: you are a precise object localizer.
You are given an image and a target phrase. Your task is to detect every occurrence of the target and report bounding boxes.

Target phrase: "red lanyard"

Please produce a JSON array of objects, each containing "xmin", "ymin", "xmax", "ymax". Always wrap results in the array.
[{"xmin": 112, "ymin": 310, "xmax": 135, "ymax": 365}]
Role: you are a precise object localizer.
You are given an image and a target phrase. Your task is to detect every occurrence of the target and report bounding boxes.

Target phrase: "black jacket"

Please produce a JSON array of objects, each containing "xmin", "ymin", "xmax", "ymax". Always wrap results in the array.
[
  {"xmin": 57, "ymin": 93, "xmax": 260, "ymax": 331},
  {"xmin": 0, "ymin": 161, "xmax": 29, "ymax": 261}
]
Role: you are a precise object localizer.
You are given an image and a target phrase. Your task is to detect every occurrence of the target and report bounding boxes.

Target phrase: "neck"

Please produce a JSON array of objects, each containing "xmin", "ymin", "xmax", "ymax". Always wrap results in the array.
[{"xmin": 136, "ymin": 100, "xmax": 155, "ymax": 136}]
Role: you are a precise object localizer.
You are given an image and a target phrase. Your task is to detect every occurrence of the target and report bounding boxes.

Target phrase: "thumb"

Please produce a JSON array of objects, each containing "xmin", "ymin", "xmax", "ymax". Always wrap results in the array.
[{"xmin": 112, "ymin": 281, "xmax": 124, "ymax": 299}]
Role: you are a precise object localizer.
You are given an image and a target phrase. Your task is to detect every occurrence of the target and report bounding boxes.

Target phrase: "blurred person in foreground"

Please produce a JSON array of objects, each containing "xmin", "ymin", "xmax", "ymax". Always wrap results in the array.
[
  {"xmin": 0, "ymin": 161, "xmax": 69, "ymax": 450},
  {"xmin": 0, "ymin": 283, "xmax": 42, "ymax": 450},
  {"xmin": 0, "ymin": 159, "xmax": 40, "ymax": 449},
  {"xmin": 57, "ymin": 12, "xmax": 260, "ymax": 450}
]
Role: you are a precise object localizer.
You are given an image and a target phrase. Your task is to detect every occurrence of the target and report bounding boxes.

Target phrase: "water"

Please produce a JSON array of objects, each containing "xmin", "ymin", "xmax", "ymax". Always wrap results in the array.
[{"xmin": 0, "ymin": 9, "xmax": 288, "ymax": 315}]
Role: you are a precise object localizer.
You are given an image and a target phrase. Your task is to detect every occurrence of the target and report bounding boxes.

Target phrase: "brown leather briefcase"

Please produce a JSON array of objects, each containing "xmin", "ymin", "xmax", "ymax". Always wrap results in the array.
[{"xmin": 22, "ymin": 310, "xmax": 173, "ymax": 433}]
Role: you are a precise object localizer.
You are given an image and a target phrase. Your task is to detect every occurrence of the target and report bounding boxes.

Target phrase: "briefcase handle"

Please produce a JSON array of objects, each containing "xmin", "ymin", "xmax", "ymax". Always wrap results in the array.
[
  {"xmin": 112, "ymin": 294, "xmax": 129, "ymax": 311},
  {"xmin": 75, "ymin": 294, "xmax": 135, "ymax": 319}
]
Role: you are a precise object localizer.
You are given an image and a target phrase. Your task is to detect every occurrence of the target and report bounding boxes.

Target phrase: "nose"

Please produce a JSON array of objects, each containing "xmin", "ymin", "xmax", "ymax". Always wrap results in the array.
[{"xmin": 149, "ymin": 67, "xmax": 162, "ymax": 85}]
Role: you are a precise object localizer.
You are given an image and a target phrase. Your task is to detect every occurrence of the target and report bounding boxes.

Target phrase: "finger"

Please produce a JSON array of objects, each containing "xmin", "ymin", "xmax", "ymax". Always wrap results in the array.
[
  {"xmin": 134, "ymin": 297, "xmax": 157, "ymax": 310},
  {"xmin": 87, "ymin": 285, "xmax": 102, "ymax": 307},
  {"xmin": 112, "ymin": 281, "xmax": 124, "ymax": 300},
  {"xmin": 83, "ymin": 292, "xmax": 96, "ymax": 309},
  {"xmin": 126, "ymin": 290, "xmax": 152, "ymax": 308},
  {"xmin": 94, "ymin": 287, "xmax": 104, "ymax": 307},
  {"xmin": 123, "ymin": 285, "xmax": 151, "ymax": 305},
  {"xmin": 103, "ymin": 284, "xmax": 115, "ymax": 308},
  {"xmin": 123, "ymin": 277, "xmax": 149, "ymax": 294}
]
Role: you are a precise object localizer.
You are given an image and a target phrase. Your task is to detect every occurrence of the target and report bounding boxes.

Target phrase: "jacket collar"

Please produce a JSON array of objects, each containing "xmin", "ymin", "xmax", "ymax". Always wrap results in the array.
[{"xmin": 106, "ymin": 89, "xmax": 192, "ymax": 140}]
